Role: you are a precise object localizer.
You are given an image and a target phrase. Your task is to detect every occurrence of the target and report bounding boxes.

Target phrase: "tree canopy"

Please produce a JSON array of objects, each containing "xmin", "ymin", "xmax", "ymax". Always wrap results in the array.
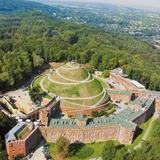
[
  {"xmin": 101, "ymin": 118, "xmax": 160, "ymax": 160},
  {"xmin": 0, "ymin": 11, "xmax": 160, "ymax": 92},
  {"xmin": 55, "ymin": 136, "xmax": 70, "ymax": 158}
]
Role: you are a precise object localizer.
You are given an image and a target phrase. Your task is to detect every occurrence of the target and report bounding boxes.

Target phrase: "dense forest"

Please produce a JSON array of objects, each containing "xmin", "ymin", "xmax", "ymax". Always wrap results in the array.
[
  {"xmin": 0, "ymin": 11, "xmax": 160, "ymax": 91},
  {"xmin": 0, "ymin": 0, "xmax": 52, "ymax": 14},
  {"xmin": 0, "ymin": 110, "xmax": 15, "ymax": 159}
]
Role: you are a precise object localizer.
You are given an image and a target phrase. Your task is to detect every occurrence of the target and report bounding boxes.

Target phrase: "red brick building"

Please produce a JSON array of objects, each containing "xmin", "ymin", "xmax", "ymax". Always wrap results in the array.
[
  {"xmin": 5, "ymin": 96, "xmax": 155, "ymax": 159},
  {"xmin": 110, "ymin": 72, "xmax": 146, "ymax": 97},
  {"xmin": 5, "ymin": 122, "xmax": 40, "ymax": 160}
]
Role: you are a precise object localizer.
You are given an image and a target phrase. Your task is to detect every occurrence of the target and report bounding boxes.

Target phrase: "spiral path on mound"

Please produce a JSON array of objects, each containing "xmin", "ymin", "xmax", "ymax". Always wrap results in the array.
[
  {"xmin": 55, "ymin": 68, "xmax": 91, "ymax": 83},
  {"xmin": 62, "ymin": 90, "xmax": 107, "ymax": 108},
  {"xmin": 48, "ymin": 72, "xmax": 95, "ymax": 85},
  {"xmin": 39, "ymin": 62, "xmax": 108, "ymax": 107},
  {"xmin": 40, "ymin": 77, "xmax": 107, "ymax": 107}
]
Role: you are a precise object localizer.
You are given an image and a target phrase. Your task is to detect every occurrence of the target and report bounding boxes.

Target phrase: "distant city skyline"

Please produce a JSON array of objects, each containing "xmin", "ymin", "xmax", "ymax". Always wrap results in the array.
[{"xmin": 59, "ymin": 0, "xmax": 160, "ymax": 8}]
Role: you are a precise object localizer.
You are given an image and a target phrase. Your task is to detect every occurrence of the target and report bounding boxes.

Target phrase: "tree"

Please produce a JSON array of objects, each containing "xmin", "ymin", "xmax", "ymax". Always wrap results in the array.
[
  {"xmin": 102, "ymin": 141, "xmax": 116, "ymax": 160},
  {"xmin": 91, "ymin": 111, "xmax": 99, "ymax": 117},
  {"xmin": 0, "ymin": 136, "xmax": 3, "ymax": 150},
  {"xmin": 0, "ymin": 110, "xmax": 15, "ymax": 160},
  {"xmin": 29, "ymin": 86, "xmax": 45, "ymax": 103},
  {"xmin": 114, "ymin": 146, "xmax": 130, "ymax": 160},
  {"xmin": 0, "ymin": 150, "xmax": 8, "ymax": 160},
  {"xmin": 102, "ymin": 70, "xmax": 110, "ymax": 78},
  {"xmin": 32, "ymin": 53, "xmax": 44, "ymax": 68},
  {"xmin": 55, "ymin": 136, "xmax": 70, "ymax": 159}
]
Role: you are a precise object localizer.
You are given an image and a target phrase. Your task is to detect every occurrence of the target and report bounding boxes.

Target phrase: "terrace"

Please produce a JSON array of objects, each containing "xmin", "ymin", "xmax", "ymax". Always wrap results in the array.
[
  {"xmin": 5, "ymin": 122, "xmax": 26, "ymax": 142},
  {"xmin": 5, "ymin": 122, "xmax": 32, "ymax": 142}
]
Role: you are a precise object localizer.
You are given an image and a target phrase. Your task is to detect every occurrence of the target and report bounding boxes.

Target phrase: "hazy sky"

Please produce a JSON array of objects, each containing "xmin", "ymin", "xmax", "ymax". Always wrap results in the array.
[{"xmin": 62, "ymin": 0, "xmax": 160, "ymax": 8}]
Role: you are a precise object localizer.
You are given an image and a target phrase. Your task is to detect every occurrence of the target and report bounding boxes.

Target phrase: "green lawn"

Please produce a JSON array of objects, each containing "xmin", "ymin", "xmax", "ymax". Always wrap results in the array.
[
  {"xmin": 95, "ymin": 77, "xmax": 109, "ymax": 89},
  {"xmin": 48, "ymin": 143, "xmax": 56, "ymax": 157},
  {"xmin": 62, "ymin": 93, "xmax": 107, "ymax": 107},
  {"xmin": 48, "ymin": 141, "xmax": 119, "ymax": 160},
  {"xmin": 43, "ymin": 77, "xmax": 103, "ymax": 98},
  {"xmin": 32, "ymin": 74, "xmax": 45, "ymax": 88},
  {"xmin": 44, "ymin": 94, "xmax": 52, "ymax": 100},
  {"xmin": 69, "ymin": 142, "xmax": 106, "ymax": 160},
  {"xmin": 58, "ymin": 67, "xmax": 89, "ymax": 81},
  {"xmin": 146, "ymin": 117, "xmax": 160, "ymax": 141},
  {"xmin": 106, "ymin": 106, "xmax": 116, "ymax": 114},
  {"xmin": 48, "ymin": 142, "xmax": 105, "ymax": 160}
]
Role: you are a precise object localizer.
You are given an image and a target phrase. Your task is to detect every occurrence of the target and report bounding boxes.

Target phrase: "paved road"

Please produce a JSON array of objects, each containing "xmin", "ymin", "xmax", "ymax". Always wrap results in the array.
[
  {"xmin": 146, "ymin": 90, "xmax": 160, "ymax": 99},
  {"xmin": 30, "ymin": 145, "xmax": 46, "ymax": 160}
]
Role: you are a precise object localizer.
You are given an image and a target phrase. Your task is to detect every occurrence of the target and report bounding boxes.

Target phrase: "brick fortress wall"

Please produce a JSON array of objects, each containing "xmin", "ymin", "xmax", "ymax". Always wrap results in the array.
[
  {"xmin": 40, "ymin": 124, "xmax": 135, "ymax": 145},
  {"xmin": 6, "ymin": 126, "xmax": 40, "ymax": 160}
]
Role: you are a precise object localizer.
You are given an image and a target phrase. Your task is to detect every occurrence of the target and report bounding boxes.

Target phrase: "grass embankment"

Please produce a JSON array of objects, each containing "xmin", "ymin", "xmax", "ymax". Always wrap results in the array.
[
  {"xmin": 43, "ymin": 77, "xmax": 104, "ymax": 107},
  {"xmin": 146, "ymin": 116, "xmax": 160, "ymax": 141},
  {"xmin": 43, "ymin": 77, "xmax": 102, "ymax": 98},
  {"xmin": 62, "ymin": 93, "xmax": 109, "ymax": 107},
  {"xmin": 32, "ymin": 74, "xmax": 52, "ymax": 100},
  {"xmin": 129, "ymin": 117, "xmax": 152, "ymax": 148},
  {"xmin": 58, "ymin": 67, "xmax": 89, "ymax": 81},
  {"xmin": 32, "ymin": 74, "xmax": 45, "ymax": 88},
  {"xmin": 96, "ymin": 77, "xmax": 109, "ymax": 89},
  {"xmin": 32, "ymin": 66, "xmax": 109, "ymax": 106}
]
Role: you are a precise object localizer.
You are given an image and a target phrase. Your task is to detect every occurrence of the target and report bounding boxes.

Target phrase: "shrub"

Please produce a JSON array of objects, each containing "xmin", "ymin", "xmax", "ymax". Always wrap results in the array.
[
  {"xmin": 55, "ymin": 136, "xmax": 70, "ymax": 158},
  {"xmin": 76, "ymin": 146, "xmax": 94, "ymax": 158}
]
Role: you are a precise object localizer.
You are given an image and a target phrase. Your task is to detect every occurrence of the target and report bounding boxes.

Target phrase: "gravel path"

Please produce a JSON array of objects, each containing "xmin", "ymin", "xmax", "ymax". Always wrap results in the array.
[
  {"xmin": 48, "ymin": 72, "xmax": 95, "ymax": 85},
  {"xmin": 56, "ymin": 67, "xmax": 91, "ymax": 83}
]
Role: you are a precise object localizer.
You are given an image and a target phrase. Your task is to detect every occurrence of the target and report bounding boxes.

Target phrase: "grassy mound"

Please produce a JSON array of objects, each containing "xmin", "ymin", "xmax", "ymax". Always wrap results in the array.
[
  {"xmin": 57, "ymin": 66, "xmax": 89, "ymax": 81},
  {"xmin": 43, "ymin": 77, "xmax": 102, "ymax": 98},
  {"xmin": 33, "ymin": 63, "xmax": 109, "ymax": 107}
]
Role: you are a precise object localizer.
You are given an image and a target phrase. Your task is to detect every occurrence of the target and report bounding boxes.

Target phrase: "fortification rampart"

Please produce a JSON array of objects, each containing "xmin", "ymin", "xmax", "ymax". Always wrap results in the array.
[{"xmin": 6, "ymin": 126, "xmax": 40, "ymax": 160}]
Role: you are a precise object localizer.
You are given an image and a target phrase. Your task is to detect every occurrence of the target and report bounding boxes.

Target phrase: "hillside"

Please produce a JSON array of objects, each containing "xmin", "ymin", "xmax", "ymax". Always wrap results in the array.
[
  {"xmin": 0, "ymin": 110, "xmax": 16, "ymax": 159},
  {"xmin": 0, "ymin": 7, "xmax": 160, "ymax": 91},
  {"xmin": 0, "ymin": 0, "xmax": 52, "ymax": 14}
]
